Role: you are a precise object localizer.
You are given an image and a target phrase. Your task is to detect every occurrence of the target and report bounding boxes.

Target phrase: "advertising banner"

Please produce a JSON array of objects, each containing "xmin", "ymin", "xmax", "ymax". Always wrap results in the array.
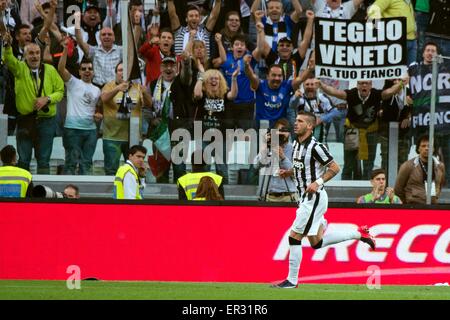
[
  {"xmin": 0, "ymin": 202, "xmax": 449, "ymax": 285},
  {"xmin": 315, "ymin": 17, "xmax": 408, "ymax": 81}
]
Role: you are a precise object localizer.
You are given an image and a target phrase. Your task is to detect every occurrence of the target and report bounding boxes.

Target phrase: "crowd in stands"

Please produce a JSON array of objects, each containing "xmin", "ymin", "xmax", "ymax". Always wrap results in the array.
[{"xmin": 0, "ymin": 0, "xmax": 449, "ymax": 197}]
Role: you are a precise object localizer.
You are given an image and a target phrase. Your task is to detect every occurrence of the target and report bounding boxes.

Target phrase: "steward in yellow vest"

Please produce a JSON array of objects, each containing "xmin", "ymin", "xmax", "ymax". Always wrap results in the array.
[
  {"xmin": 177, "ymin": 172, "xmax": 223, "ymax": 200},
  {"xmin": 113, "ymin": 145, "xmax": 147, "ymax": 199},
  {"xmin": 0, "ymin": 145, "xmax": 33, "ymax": 198},
  {"xmin": 177, "ymin": 150, "xmax": 224, "ymax": 200}
]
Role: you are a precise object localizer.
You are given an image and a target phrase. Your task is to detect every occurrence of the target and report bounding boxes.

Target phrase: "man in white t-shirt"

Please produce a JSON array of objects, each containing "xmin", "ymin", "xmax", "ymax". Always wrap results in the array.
[{"xmin": 58, "ymin": 38, "xmax": 102, "ymax": 175}]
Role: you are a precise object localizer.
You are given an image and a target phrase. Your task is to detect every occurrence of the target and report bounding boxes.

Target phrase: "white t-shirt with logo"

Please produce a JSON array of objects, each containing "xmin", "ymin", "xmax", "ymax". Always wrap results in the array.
[{"xmin": 64, "ymin": 76, "xmax": 101, "ymax": 130}]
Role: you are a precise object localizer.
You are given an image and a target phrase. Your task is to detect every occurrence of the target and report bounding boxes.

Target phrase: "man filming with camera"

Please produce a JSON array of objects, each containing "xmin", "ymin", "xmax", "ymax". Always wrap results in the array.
[{"xmin": 254, "ymin": 118, "xmax": 298, "ymax": 202}]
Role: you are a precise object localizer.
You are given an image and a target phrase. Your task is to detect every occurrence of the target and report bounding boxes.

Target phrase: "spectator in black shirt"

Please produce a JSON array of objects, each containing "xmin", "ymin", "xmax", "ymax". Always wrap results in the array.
[
  {"xmin": 193, "ymin": 66, "xmax": 239, "ymax": 183},
  {"xmin": 319, "ymin": 79, "xmax": 406, "ymax": 179},
  {"xmin": 379, "ymin": 78, "xmax": 412, "ymax": 178}
]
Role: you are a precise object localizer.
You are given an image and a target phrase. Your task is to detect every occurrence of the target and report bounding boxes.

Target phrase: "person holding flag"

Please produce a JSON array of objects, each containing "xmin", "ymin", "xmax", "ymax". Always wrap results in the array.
[{"xmin": 147, "ymin": 56, "xmax": 179, "ymax": 183}]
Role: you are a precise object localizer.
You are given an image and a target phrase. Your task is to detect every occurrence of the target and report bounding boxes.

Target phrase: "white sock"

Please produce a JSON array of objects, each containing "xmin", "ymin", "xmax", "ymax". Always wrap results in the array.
[
  {"xmin": 287, "ymin": 244, "xmax": 302, "ymax": 285},
  {"xmin": 321, "ymin": 229, "xmax": 360, "ymax": 248}
]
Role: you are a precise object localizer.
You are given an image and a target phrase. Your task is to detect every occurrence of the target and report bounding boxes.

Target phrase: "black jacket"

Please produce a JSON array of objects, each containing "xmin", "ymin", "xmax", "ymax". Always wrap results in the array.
[{"xmin": 149, "ymin": 76, "xmax": 194, "ymax": 134}]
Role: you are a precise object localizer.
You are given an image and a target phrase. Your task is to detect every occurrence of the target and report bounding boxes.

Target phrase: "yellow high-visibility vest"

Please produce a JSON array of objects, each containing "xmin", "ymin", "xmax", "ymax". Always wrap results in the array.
[
  {"xmin": 0, "ymin": 166, "xmax": 32, "ymax": 198},
  {"xmin": 114, "ymin": 163, "xmax": 142, "ymax": 199},
  {"xmin": 177, "ymin": 172, "xmax": 222, "ymax": 200}
]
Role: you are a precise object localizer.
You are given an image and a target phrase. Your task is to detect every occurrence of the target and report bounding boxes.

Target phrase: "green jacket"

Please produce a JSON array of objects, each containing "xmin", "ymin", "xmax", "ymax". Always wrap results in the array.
[
  {"xmin": 2, "ymin": 46, "xmax": 64, "ymax": 117},
  {"xmin": 358, "ymin": 192, "xmax": 402, "ymax": 204}
]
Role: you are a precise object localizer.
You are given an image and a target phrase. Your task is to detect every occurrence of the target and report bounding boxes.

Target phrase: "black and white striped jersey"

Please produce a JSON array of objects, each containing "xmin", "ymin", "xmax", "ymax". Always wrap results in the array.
[{"xmin": 292, "ymin": 134, "xmax": 334, "ymax": 196}]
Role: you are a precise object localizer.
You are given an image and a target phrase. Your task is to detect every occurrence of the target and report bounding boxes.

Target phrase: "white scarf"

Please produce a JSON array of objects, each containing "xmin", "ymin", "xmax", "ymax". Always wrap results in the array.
[{"xmin": 153, "ymin": 77, "xmax": 172, "ymax": 115}]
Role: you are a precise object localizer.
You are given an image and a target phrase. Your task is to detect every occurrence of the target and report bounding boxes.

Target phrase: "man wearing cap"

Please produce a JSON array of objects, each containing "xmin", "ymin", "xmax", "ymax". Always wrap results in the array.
[
  {"xmin": 0, "ymin": 145, "xmax": 33, "ymax": 198},
  {"xmin": 139, "ymin": 28, "xmax": 176, "ymax": 85},
  {"xmin": 64, "ymin": 1, "xmax": 103, "ymax": 47},
  {"xmin": 148, "ymin": 56, "xmax": 186, "ymax": 183}
]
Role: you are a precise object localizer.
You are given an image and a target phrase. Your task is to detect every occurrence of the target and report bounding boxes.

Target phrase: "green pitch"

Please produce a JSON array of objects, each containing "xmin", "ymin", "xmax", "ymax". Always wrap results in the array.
[{"xmin": 0, "ymin": 280, "xmax": 449, "ymax": 300}]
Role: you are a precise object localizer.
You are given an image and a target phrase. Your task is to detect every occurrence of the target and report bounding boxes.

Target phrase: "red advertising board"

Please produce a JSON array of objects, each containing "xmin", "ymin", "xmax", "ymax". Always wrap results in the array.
[{"xmin": 0, "ymin": 202, "xmax": 449, "ymax": 285}]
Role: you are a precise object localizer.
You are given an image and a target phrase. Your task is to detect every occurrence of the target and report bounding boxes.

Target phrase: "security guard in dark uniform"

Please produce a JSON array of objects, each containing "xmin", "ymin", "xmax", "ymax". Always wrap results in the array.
[
  {"xmin": 177, "ymin": 150, "xmax": 224, "ymax": 200},
  {"xmin": 0, "ymin": 145, "xmax": 33, "ymax": 198}
]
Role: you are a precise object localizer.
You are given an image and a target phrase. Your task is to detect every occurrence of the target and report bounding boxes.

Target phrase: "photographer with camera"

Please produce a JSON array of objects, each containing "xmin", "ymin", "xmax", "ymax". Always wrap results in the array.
[
  {"xmin": 2, "ymin": 31, "xmax": 64, "ymax": 174},
  {"xmin": 254, "ymin": 118, "xmax": 298, "ymax": 202}
]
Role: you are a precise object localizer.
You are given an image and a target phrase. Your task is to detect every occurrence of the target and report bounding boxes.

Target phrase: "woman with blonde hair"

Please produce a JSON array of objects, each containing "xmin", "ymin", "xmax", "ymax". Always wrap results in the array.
[
  {"xmin": 193, "ymin": 64, "xmax": 239, "ymax": 184},
  {"xmin": 194, "ymin": 176, "xmax": 224, "ymax": 201},
  {"xmin": 191, "ymin": 40, "xmax": 210, "ymax": 71}
]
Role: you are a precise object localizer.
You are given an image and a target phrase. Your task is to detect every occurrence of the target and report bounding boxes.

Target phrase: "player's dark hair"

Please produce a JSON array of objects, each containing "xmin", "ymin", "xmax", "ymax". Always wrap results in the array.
[
  {"xmin": 0, "ymin": 145, "xmax": 16, "ymax": 165},
  {"xmin": 297, "ymin": 111, "xmax": 316, "ymax": 126}
]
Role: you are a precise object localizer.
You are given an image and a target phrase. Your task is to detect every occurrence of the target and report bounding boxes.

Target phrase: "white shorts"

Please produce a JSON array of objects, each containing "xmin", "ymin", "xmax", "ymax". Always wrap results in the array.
[{"xmin": 291, "ymin": 190, "xmax": 328, "ymax": 236}]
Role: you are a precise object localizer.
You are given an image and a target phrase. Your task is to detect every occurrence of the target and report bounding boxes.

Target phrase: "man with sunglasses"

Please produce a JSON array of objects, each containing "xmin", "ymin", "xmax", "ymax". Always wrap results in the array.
[{"xmin": 58, "ymin": 38, "xmax": 102, "ymax": 175}]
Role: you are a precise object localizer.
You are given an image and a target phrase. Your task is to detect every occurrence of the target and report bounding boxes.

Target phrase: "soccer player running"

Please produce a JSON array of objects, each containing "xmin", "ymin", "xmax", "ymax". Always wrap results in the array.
[{"xmin": 273, "ymin": 111, "xmax": 376, "ymax": 288}]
